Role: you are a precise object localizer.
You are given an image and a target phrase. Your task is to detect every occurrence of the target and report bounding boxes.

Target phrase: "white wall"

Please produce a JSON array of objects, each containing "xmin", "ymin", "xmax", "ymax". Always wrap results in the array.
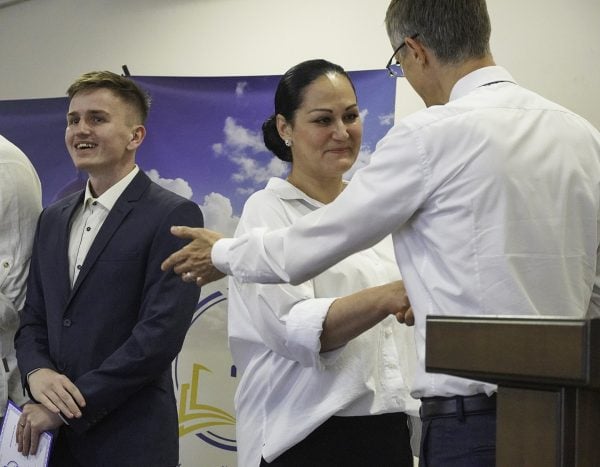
[{"xmin": 1, "ymin": 0, "xmax": 599, "ymax": 127}]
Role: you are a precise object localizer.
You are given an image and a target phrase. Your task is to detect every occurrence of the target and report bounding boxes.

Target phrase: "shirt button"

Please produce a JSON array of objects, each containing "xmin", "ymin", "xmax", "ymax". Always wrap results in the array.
[
  {"xmin": 63, "ymin": 319, "xmax": 72, "ymax": 327},
  {"xmin": 77, "ymin": 265, "xmax": 82, "ymax": 270},
  {"xmin": 86, "ymin": 227, "xmax": 91, "ymax": 231},
  {"xmin": 2, "ymin": 261, "xmax": 9, "ymax": 269}
]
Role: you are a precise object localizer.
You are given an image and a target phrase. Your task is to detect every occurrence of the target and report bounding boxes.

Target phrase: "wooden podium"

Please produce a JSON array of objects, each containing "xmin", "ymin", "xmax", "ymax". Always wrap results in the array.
[{"xmin": 425, "ymin": 316, "xmax": 600, "ymax": 467}]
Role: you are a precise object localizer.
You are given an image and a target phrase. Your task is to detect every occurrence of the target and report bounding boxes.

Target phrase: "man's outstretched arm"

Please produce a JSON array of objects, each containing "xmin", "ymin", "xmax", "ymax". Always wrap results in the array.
[{"xmin": 162, "ymin": 127, "xmax": 426, "ymax": 289}]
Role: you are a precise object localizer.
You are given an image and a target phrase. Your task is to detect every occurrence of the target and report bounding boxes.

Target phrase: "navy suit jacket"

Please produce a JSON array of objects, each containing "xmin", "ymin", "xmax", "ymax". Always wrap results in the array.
[{"xmin": 15, "ymin": 171, "xmax": 203, "ymax": 466}]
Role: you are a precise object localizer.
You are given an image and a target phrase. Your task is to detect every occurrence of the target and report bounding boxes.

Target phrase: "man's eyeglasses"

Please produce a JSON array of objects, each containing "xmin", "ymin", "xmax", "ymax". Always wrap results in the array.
[{"xmin": 386, "ymin": 34, "xmax": 419, "ymax": 78}]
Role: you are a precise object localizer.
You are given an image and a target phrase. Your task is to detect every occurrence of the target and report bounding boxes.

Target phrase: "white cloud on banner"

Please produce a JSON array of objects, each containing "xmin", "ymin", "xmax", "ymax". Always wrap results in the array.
[
  {"xmin": 213, "ymin": 117, "xmax": 288, "ymax": 189},
  {"xmin": 223, "ymin": 116, "xmax": 265, "ymax": 153},
  {"xmin": 236, "ymin": 186, "xmax": 256, "ymax": 196},
  {"xmin": 379, "ymin": 113, "xmax": 395, "ymax": 126},
  {"xmin": 360, "ymin": 108, "xmax": 369, "ymax": 122},
  {"xmin": 144, "ymin": 171, "xmax": 240, "ymax": 236},
  {"xmin": 200, "ymin": 192, "xmax": 240, "ymax": 236},
  {"xmin": 235, "ymin": 82, "xmax": 248, "ymax": 97},
  {"xmin": 231, "ymin": 156, "xmax": 287, "ymax": 184},
  {"xmin": 146, "ymin": 169, "xmax": 193, "ymax": 199},
  {"xmin": 212, "ymin": 143, "xmax": 224, "ymax": 155}
]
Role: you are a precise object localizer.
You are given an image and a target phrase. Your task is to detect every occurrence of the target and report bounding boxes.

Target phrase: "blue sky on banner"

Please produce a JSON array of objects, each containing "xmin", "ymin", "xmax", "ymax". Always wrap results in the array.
[{"xmin": 0, "ymin": 70, "xmax": 395, "ymax": 234}]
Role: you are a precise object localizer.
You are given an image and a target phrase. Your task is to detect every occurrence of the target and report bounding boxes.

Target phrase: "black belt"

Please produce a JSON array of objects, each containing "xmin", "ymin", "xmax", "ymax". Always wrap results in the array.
[{"xmin": 420, "ymin": 393, "xmax": 496, "ymax": 419}]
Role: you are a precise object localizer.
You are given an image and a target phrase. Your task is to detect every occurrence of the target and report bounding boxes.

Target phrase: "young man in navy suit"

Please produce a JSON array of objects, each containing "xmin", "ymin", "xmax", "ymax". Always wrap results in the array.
[{"xmin": 14, "ymin": 71, "xmax": 203, "ymax": 467}]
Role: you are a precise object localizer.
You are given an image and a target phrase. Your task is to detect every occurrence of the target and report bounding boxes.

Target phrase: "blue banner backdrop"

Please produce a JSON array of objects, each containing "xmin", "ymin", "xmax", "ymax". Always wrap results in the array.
[{"xmin": 0, "ymin": 69, "xmax": 396, "ymax": 466}]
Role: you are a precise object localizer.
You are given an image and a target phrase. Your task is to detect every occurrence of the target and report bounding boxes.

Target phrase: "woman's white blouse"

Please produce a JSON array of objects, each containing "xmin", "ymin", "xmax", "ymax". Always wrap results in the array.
[{"xmin": 228, "ymin": 177, "xmax": 419, "ymax": 466}]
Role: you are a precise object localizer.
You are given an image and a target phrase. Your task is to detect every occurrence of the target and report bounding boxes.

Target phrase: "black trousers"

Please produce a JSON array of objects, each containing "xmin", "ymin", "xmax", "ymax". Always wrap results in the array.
[
  {"xmin": 50, "ymin": 430, "xmax": 85, "ymax": 467},
  {"xmin": 50, "ymin": 430, "xmax": 179, "ymax": 467},
  {"xmin": 260, "ymin": 412, "xmax": 413, "ymax": 467},
  {"xmin": 419, "ymin": 394, "xmax": 496, "ymax": 467}
]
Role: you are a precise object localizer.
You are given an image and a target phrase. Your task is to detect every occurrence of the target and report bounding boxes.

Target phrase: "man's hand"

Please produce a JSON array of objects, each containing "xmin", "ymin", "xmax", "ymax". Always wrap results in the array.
[
  {"xmin": 28, "ymin": 368, "xmax": 85, "ymax": 419},
  {"xmin": 160, "ymin": 226, "xmax": 226, "ymax": 286},
  {"xmin": 376, "ymin": 280, "xmax": 415, "ymax": 326},
  {"xmin": 17, "ymin": 403, "xmax": 63, "ymax": 456},
  {"xmin": 396, "ymin": 306, "xmax": 415, "ymax": 326},
  {"xmin": 370, "ymin": 280, "xmax": 414, "ymax": 326}
]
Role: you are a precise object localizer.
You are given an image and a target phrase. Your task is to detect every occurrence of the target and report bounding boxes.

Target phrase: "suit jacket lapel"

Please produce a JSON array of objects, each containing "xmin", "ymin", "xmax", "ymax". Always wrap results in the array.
[{"xmin": 69, "ymin": 171, "xmax": 151, "ymax": 301}]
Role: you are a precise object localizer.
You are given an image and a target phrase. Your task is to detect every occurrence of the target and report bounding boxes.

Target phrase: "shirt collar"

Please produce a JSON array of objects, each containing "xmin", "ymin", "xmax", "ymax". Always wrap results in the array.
[
  {"xmin": 449, "ymin": 66, "xmax": 516, "ymax": 102},
  {"xmin": 266, "ymin": 177, "xmax": 347, "ymax": 209},
  {"xmin": 83, "ymin": 165, "xmax": 140, "ymax": 210}
]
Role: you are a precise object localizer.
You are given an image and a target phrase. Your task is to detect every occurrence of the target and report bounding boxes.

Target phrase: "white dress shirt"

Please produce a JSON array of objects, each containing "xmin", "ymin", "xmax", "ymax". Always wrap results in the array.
[
  {"xmin": 68, "ymin": 166, "xmax": 139, "ymax": 286},
  {"xmin": 0, "ymin": 135, "xmax": 42, "ymax": 414},
  {"xmin": 229, "ymin": 178, "xmax": 419, "ymax": 466},
  {"xmin": 213, "ymin": 66, "xmax": 600, "ymax": 399}
]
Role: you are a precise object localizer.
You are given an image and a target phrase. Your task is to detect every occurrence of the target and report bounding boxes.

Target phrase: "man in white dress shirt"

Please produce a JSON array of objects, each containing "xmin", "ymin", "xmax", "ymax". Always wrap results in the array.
[
  {"xmin": 161, "ymin": 0, "xmax": 600, "ymax": 465},
  {"xmin": 0, "ymin": 135, "xmax": 42, "ymax": 418}
]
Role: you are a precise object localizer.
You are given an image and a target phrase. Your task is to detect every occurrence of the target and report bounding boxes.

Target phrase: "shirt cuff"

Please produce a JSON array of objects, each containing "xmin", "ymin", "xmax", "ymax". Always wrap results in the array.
[
  {"xmin": 26, "ymin": 368, "xmax": 41, "ymax": 385},
  {"xmin": 58, "ymin": 412, "xmax": 70, "ymax": 426},
  {"xmin": 212, "ymin": 238, "xmax": 234, "ymax": 275},
  {"xmin": 286, "ymin": 297, "xmax": 343, "ymax": 368}
]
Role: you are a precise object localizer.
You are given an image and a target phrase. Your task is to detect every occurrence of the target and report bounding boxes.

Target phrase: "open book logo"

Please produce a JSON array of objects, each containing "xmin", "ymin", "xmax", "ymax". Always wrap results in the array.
[{"xmin": 173, "ymin": 289, "xmax": 237, "ymax": 454}]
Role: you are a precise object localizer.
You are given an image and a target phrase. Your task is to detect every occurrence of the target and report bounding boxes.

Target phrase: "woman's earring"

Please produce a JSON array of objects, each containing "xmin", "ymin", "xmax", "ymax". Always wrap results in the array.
[{"xmin": 284, "ymin": 139, "xmax": 292, "ymax": 147}]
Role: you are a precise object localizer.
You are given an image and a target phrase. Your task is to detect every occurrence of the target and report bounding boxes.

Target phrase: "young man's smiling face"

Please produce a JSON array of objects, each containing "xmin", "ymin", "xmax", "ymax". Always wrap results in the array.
[{"xmin": 65, "ymin": 88, "xmax": 144, "ymax": 186}]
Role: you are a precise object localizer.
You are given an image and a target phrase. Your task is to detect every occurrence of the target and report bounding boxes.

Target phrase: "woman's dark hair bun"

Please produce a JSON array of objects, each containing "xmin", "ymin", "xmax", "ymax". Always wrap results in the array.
[{"xmin": 262, "ymin": 114, "xmax": 292, "ymax": 162}]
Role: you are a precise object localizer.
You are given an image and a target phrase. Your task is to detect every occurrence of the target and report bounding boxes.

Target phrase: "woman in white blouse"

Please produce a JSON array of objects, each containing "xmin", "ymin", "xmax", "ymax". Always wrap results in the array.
[{"xmin": 228, "ymin": 59, "xmax": 419, "ymax": 467}]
